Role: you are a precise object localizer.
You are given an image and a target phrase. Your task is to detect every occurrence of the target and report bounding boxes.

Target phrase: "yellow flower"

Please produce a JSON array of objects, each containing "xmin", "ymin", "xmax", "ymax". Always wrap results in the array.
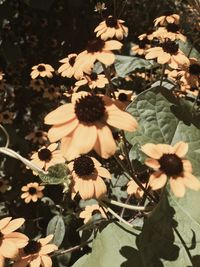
[
  {"xmin": 73, "ymin": 38, "xmax": 122, "ymax": 79},
  {"xmin": 154, "ymin": 14, "xmax": 180, "ymax": 26},
  {"xmin": 13, "ymin": 234, "xmax": 57, "ymax": 267},
  {"xmin": 152, "ymin": 25, "xmax": 186, "ymax": 42},
  {"xmin": 30, "ymin": 79, "xmax": 45, "ymax": 92},
  {"xmin": 0, "ymin": 110, "xmax": 14, "ymax": 124},
  {"xmin": 30, "ymin": 143, "xmax": 65, "ymax": 171},
  {"xmin": 74, "ymin": 73, "xmax": 108, "ymax": 90},
  {"xmin": 30, "ymin": 64, "xmax": 54, "ymax": 79},
  {"xmin": 141, "ymin": 142, "xmax": 200, "ymax": 197},
  {"xmin": 26, "ymin": 130, "xmax": 48, "ymax": 144},
  {"xmin": 44, "ymin": 92, "xmax": 138, "ymax": 159},
  {"xmin": 21, "ymin": 183, "xmax": 45, "ymax": 203},
  {"xmin": 94, "ymin": 15, "xmax": 128, "ymax": 41},
  {"xmin": 58, "ymin": 53, "xmax": 77, "ymax": 78},
  {"xmin": 131, "ymin": 38, "xmax": 150, "ymax": 56},
  {"xmin": 43, "ymin": 85, "xmax": 60, "ymax": 100},
  {"xmin": 79, "ymin": 204, "xmax": 107, "ymax": 223},
  {"xmin": 68, "ymin": 155, "xmax": 111, "ymax": 200},
  {"xmin": 145, "ymin": 39, "xmax": 189, "ymax": 69},
  {"xmin": 0, "ymin": 179, "xmax": 9, "ymax": 193},
  {"xmin": 127, "ymin": 180, "xmax": 145, "ymax": 199},
  {"xmin": 114, "ymin": 89, "xmax": 135, "ymax": 110},
  {"xmin": 0, "ymin": 217, "xmax": 28, "ymax": 259}
]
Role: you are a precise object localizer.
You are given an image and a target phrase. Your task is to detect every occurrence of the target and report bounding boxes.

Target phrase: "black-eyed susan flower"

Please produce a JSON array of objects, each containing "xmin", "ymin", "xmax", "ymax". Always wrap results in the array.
[
  {"xmin": 68, "ymin": 155, "xmax": 111, "ymax": 200},
  {"xmin": 30, "ymin": 143, "xmax": 65, "ymax": 171},
  {"xmin": 44, "ymin": 92, "xmax": 138, "ymax": 159},
  {"xmin": 0, "ymin": 217, "xmax": 28, "ymax": 259},
  {"xmin": 43, "ymin": 85, "xmax": 60, "ymax": 100},
  {"xmin": 154, "ymin": 13, "xmax": 180, "ymax": 26},
  {"xmin": 58, "ymin": 53, "xmax": 77, "ymax": 78},
  {"xmin": 145, "ymin": 39, "xmax": 189, "ymax": 68},
  {"xmin": 141, "ymin": 142, "xmax": 200, "ymax": 197},
  {"xmin": 30, "ymin": 79, "xmax": 45, "ymax": 92},
  {"xmin": 21, "ymin": 183, "xmax": 45, "ymax": 203},
  {"xmin": 131, "ymin": 39, "xmax": 150, "ymax": 56},
  {"xmin": 73, "ymin": 38, "xmax": 122, "ymax": 79},
  {"xmin": 0, "ymin": 111, "xmax": 14, "ymax": 124},
  {"xmin": 26, "ymin": 130, "xmax": 48, "ymax": 144},
  {"xmin": 74, "ymin": 73, "xmax": 108, "ymax": 90},
  {"xmin": 30, "ymin": 64, "xmax": 54, "ymax": 79},
  {"xmin": 79, "ymin": 204, "xmax": 107, "ymax": 223},
  {"xmin": 152, "ymin": 24, "xmax": 186, "ymax": 42},
  {"xmin": 13, "ymin": 234, "xmax": 57, "ymax": 267},
  {"xmin": 94, "ymin": 15, "xmax": 128, "ymax": 41}
]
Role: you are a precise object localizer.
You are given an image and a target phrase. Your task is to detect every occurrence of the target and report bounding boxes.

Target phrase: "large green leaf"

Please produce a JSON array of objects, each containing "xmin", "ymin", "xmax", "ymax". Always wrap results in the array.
[
  {"xmin": 47, "ymin": 215, "xmax": 65, "ymax": 247},
  {"xmin": 72, "ymin": 222, "xmax": 142, "ymax": 267}
]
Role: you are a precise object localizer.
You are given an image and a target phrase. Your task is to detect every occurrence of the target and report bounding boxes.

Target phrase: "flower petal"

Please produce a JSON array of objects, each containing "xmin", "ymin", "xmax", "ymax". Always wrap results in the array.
[
  {"xmin": 173, "ymin": 142, "xmax": 188, "ymax": 157},
  {"xmin": 40, "ymin": 244, "xmax": 57, "ymax": 255},
  {"xmin": 97, "ymin": 166, "xmax": 112, "ymax": 179},
  {"xmin": 149, "ymin": 172, "xmax": 167, "ymax": 190},
  {"xmin": 141, "ymin": 143, "xmax": 163, "ymax": 159},
  {"xmin": 1, "ymin": 218, "xmax": 25, "ymax": 235},
  {"xmin": 94, "ymin": 176, "xmax": 107, "ymax": 198},
  {"xmin": 41, "ymin": 255, "xmax": 52, "ymax": 267},
  {"xmin": 169, "ymin": 177, "xmax": 185, "ymax": 197},
  {"xmin": 0, "ymin": 217, "xmax": 12, "ymax": 231},
  {"xmin": 183, "ymin": 173, "xmax": 200, "ymax": 190},
  {"xmin": 39, "ymin": 235, "xmax": 53, "ymax": 246},
  {"xmin": 44, "ymin": 104, "xmax": 75, "ymax": 125},
  {"xmin": 29, "ymin": 256, "xmax": 41, "ymax": 267},
  {"xmin": 145, "ymin": 159, "xmax": 160, "ymax": 169}
]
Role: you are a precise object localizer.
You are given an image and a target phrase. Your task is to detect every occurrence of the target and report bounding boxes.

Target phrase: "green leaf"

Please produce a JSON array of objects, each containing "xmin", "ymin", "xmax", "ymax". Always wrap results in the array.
[
  {"xmin": 47, "ymin": 215, "xmax": 65, "ymax": 247},
  {"xmin": 114, "ymin": 55, "xmax": 155, "ymax": 78},
  {"xmin": 39, "ymin": 164, "xmax": 70, "ymax": 185},
  {"xmin": 178, "ymin": 40, "xmax": 200, "ymax": 61},
  {"xmin": 72, "ymin": 222, "xmax": 142, "ymax": 267}
]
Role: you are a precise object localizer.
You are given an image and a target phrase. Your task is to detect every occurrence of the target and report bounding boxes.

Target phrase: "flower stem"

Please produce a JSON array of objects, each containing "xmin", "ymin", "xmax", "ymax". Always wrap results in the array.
[
  {"xmin": 0, "ymin": 124, "xmax": 9, "ymax": 148},
  {"xmin": 120, "ymin": 130, "xmax": 133, "ymax": 175},
  {"xmin": 160, "ymin": 64, "xmax": 166, "ymax": 87},
  {"xmin": 102, "ymin": 197, "xmax": 146, "ymax": 211}
]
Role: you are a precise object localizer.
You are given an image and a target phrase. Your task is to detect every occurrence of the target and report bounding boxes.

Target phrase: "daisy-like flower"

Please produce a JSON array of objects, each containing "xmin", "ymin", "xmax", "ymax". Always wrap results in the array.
[
  {"xmin": 0, "ymin": 179, "xmax": 9, "ymax": 193},
  {"xmin": 94, "ymin": 15, "xmax": 128, "ymax": 41},
  {"xmin": 0, "ymin": 217, "xmax": 28, "ymax": 259},
  {"xmin": 79, "ymin": 204, "xmax": 107, "ymax": 223},
  {"xmin": 44, "ymin": 92, "xmax": 138, "ymax": 159},
  {"xmin": 74, "ymin": 73, "xmax": 108, "ymax": 90},
  {"xmin": 26, "ymin": 130, "xmax": 48, "ymax": 144},
  {"xmin": 141, "ymin": 142, "xmax": 200, "ymax": 197},
  {"xmin": 94, "ymin": 2, "xmax": 107, "ymax": 13},
  {"xmin": 0, "ymin": 110, "xmax": 14, "ymax": 124},
  {"xmin": 21, "ymin": 182, "xmax": 45, "ymax": 203},
  {"xmin": 43, "ymin": 85, "xmax": 60, "ymax": 100},
  {"xmin": 127, "ymin": 180, "xmax": 145, "ymax": 199},
  {"xmin": 138, "ymin": 30, "xmax": 154, "ymax": 41},
  {"xmin": 30, "ymin": 79, "xmax": 45, "ymax": 92},
  {"xmin": 68, "ymin": 155, "xmax": 111, "ymax": 200},
  {"xmin": 58, "ymin": 53, "xmax": 77, "ymax": 78},
  {"xmin": 13, "ymin": 234, "xmax": 57, "ymax": 267},
  {"xmin": 145, "ymin": 39, "xmax": 189, "ymax": 69},
  {"xmin": 152, "ymin": 24, "xmax": 186, "ymax": 42},
  {"xmin": 154, "ymin": 13, "xmax": 180, "ymax": 26},
  {"xmin": 114, "ymin": 89, "xmax": 135, "ymax": 110},
  {"xmin": 30, "ymin": 63, "xmax": 54, "ymax": 79},
  {"xmin": 73, "ymin": 38, "xmax": 122, "ymax": 79},
  {"xmin": 131, "ymin": 39, "xmax": 150, "ymax": 56},
  {"xmin": 30, "ymin": 143, "xmax": 65, "ymax": 171}
]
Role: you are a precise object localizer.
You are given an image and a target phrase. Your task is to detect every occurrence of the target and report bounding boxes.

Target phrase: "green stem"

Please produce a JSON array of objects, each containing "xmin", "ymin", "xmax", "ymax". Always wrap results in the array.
[
  {"xmin": 102, "ymin": 197, "xmax": 146, "ymax": 211},
  {"xmin": 120, "ymin": 130, "xmax": 133, "ymax": 175},
  {"xmin": 160, "ymin": 64, "xmax": 166, "ymax": 87}
]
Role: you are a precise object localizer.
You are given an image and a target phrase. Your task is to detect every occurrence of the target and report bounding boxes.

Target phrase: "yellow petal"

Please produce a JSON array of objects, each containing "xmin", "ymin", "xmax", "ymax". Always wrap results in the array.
[
  {"xmin": 1, "ymin": 218, "xmax": 25, "ymax": 235},
  {"xmin": 169, "ymin": 177, "xmax": 185, "ymax": 197},
  {"xmin": 44, "ymin": 104, "xmax": 75, "ymax": 125},
  {"xmin": 141, "ymin": 143, "xmax": 163, "ymax": 159},
  {"xmin": 149, "ymin": 172, "xmax": 167, "ymax": 190},
  {"xmin": 173, "ymin": 141, "xmax": 188, "ymax": 157}
]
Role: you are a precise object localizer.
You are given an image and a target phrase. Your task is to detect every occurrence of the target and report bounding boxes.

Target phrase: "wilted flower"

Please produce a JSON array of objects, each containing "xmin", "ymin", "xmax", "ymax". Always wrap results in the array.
[
  {"xmin": 30, "ymin": 64, "xmax": 54, "ymax": 79},
  {"xmin": 0, "ymin": 217, "xmax": 28, "ymax": 259},
  {"xmin": 45, "ymin": 92, "xmax": 138, "ymax": 159},
  {"xmin": 68, "ymin": 155, "xmax": 111, "ymax": 200},
  {"xmin": 79, "ymin": 204, "xmax": 107, "ymax": 223},
  {"xmin": 21, "ymin": 182, "xmax": 45, "ymax": 203},
  {"xmin": 13, "ymin": 234, "xmax": 57, "ymax": 267},
  {"xmin": 30, "ymin": 143, "xmax": 65, "ymax": 171},
  {"xmin": 94, "ymin": 15, "xmax": 128, "ymax": 41},
  {"xmin": 141, "ymin": 142, "xmax": 200, "ymax": 197}
]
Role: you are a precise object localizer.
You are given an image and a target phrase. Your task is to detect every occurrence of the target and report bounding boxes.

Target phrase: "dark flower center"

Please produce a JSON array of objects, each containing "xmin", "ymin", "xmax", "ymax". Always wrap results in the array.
[
  {"xmin": 37, "ymin": 65, "xmax": 46, "ymax": 72},
  {"xmin": 87, "ymin": 38, "xmax": 105, "ymax": 53},
  {"xmin": 48, "ymin": 87, "xmax": 55, "ymax": 93},
  {"xmin": 166, "ymin": 23, "xmax": 180, "ymax": 33},
  {"xmin": 35, "ymin": 131, "xmax": 43, "ymax": 137},
  {"xmin": 151, "ymin": 38, "xmax": 161, "ymax": 47},
  {"xmin": 106, "ymin": 16, "xmax": 118, "ymax": 28},
  {"xmin": 163, "ymin": 11, "xmax": 173, "ymax": 16},
  {"xmin": 34, "ymin": 80, "xmax": 41, "ymax": 86},
  {"xmin": 73, "ymin": 155, "xmax": 95, "ymax": 176},
  {"xmin": 189, "ymin": 64, "xmax": 200, "ymax": 76},
  {"xmin": 90, "ymin": 73, "xmax": 98, "ymax": 81},
  {"xmin": 159, "ymin": 154, "xmax": 183, "ymax": 176},
  {"xmin": 92, "ymin": 209, "xmax": 101, "ymax": 216},
  {"xmin": 75, "ymin": 95, "xmax": 105, "ymax": 123},
  {"xmin": 118, "ymin": 93, "xmax": 128, "ymax": 101},
  {"xmin": 138, "ymin": 39, "xmax": 147, "ymax": 49},
  {"xmin": 0, "ymin": 181, "xmax": 3, "ymax": 187},
  {"xmin": 3, "ymin": 114, "xmax": 9, "ymax": 119},
  {"xmin": 38, "ymin": 148, "xmax": 52, "ymax": 162},
  {"xmin": 23, "ymin": 240, "xmax": 41, "ymax": 255},
  {"xmin": 162, "ymin": 40, "xmax": 179, "ymax": 54},
  {"xmin": 28, "ymin": 187, "xmax": 37, "ymax": 195},
  {"xmin": 69, "ymin": 56, "xmax": 76, "ymax": 67}
]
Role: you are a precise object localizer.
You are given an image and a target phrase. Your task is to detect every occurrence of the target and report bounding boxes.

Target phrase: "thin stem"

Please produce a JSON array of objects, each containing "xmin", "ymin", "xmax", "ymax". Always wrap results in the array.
[
  {"xmin": 113, "ymin": 0, "xmax": 117, "ymax": 18},
  {"xmin": 118, "ymin": 0, "xmax": 128, "ymax": 18},
  {"xmin": 120, "ymin": 130, "xmax": 133, "ymax": 175},
  {"xmin": 0, "ymin": 147, "xmax": 47, "ymax": 174},
  {"xmin": 102, "ymin": 197, "xmax": 146, "ymax": 211},
  {"xmin": 52, "ymin": 239, "xmax": 93, "ymax": 257},
  {"xmin": 160, "ymin": 64, "xmax": 166, "ymax": 87},
  {"xmin": 0, "ymin": 124, "xmax": 9, "ymax": 148},
  {"xmin": 120, "ymin": 195, "xmax": 132, "ymax": 217},
  {"xmin": 114, "ymin": 154, "xmax": 132, "ymax": 181}
]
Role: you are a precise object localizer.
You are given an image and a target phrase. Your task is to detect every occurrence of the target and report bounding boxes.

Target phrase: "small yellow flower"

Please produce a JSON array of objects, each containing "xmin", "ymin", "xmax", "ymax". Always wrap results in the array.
[
  {"xmin": 26, "ymin": 130, "xmax": 48, "ymax": 144},
  {"xmin": 79, "ymin": 204, "xmax": 107, "ymax": 223},
  {"xmin": 74, "ymin": 73, "xmax": 108, "ymax": 90},
  {"xmin": 58, "ymin": 53, "xmax": 77, "ymax": 78},
  {"xmin": 43, "ymin": 85, "xmax": 60, "ymax": 100},
  {"xmin": 21, "ymin": 182, "xmax": 45, "ymax": 203},
  {"xmin": 13, "ymin": 234, "xmax": 57, "ymax": 267},
  {"xmin": 30, "ymin": 64, "xmax": 54, "ymax": 79},
  {"xmin": 154, "ymin": 14, "xmax": 180, "ymax": 26},
  {"xmin": 141, "ymin": 142, "xmax": 200, "ymax": 197},
  {"xmin": 30, "ymin": 79, "xmax": 45, "ymax": 92}
]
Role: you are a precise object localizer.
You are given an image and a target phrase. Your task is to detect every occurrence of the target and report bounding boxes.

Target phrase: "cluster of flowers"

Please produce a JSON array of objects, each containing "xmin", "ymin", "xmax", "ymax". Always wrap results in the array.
[{"xmin": 0, "ymin": 217, "xmax": 57, "ymax": 267}]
